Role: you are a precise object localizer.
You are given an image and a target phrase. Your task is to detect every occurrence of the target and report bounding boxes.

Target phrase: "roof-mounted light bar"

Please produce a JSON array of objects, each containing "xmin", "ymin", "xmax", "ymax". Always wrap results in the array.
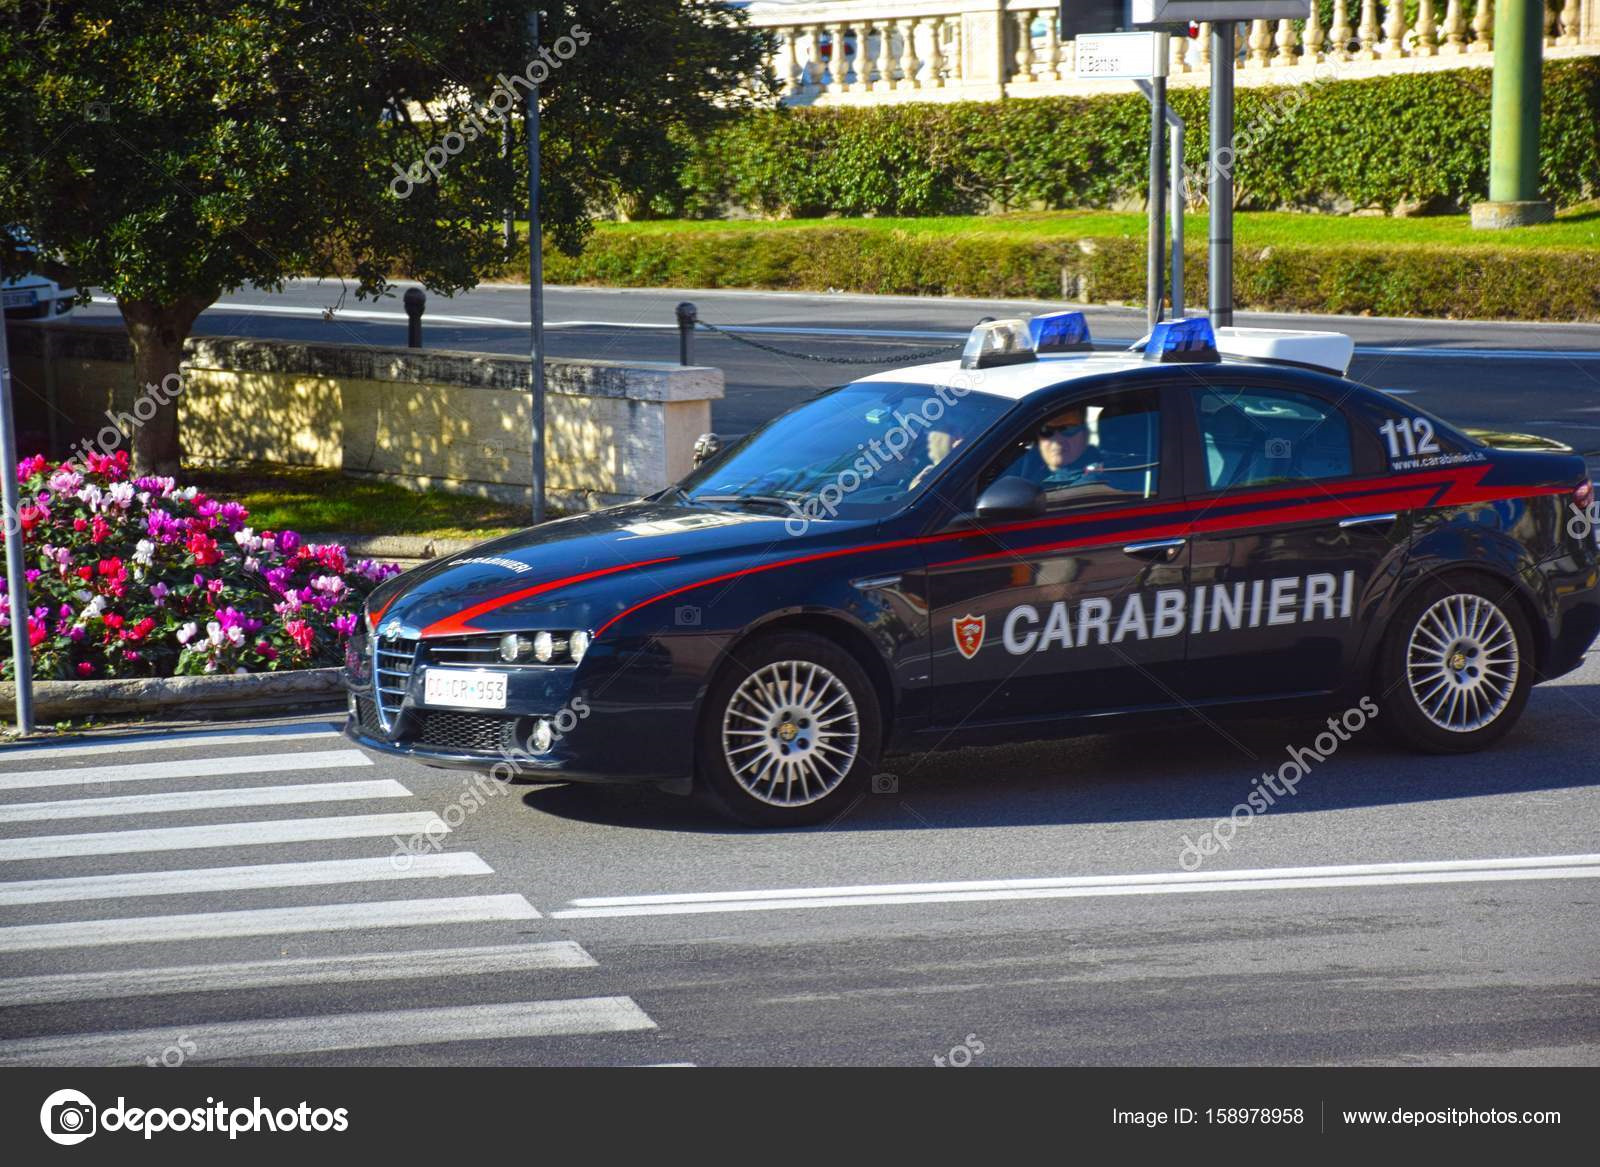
[
  {"xmin": 1029, "ymin": 310, "xmax": 1093, "ymax": 354},
  {"xmin": 960, "ymin": 318, "xmax": 1036, "ymax": 370},
  {"xmin": 1144, "ymin": 317, "xmax": 1220, "ymax": 363}
]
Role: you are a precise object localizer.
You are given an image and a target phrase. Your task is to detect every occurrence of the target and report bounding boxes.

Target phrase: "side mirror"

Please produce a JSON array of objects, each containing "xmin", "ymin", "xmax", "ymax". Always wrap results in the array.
[
  {"xmin": 692, "ymin": 432, "xmax": 722, "ymax": 468},
  {"xmin": 974, "ymin": 476, "xmax": 1045, "ymax": 521}
]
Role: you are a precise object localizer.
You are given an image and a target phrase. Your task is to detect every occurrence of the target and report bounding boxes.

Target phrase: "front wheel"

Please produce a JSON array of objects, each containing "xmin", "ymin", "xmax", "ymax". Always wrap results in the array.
[
  {"xmin": 1377, "ymin": 576, "xmax": 1534, "ymax": 753},
  {"xmin": 696, "ymin": 632, "xmax": 882, "ymax": 827}
]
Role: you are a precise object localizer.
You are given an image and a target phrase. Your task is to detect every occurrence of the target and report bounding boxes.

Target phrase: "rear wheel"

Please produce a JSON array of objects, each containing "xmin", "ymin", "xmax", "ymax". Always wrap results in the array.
[
  {"xmin": 1377, "ymin": 576, "xmax": 1533, "ymax": 753},
  {"xmin": 696, "ymin": 632, "xmax": 882, "ymax": 826}
]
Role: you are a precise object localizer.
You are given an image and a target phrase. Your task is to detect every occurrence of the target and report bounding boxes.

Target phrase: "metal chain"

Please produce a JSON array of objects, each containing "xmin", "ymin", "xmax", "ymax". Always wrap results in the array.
[{"xmin": 695, "ymin": 318, "xmax": 961, "ymax": 366}]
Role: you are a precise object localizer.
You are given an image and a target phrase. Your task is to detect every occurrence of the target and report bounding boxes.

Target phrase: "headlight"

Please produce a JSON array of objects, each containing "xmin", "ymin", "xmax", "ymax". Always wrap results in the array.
[{"xmin": 498, "ymin": 630, "xmax": 587, "ymax": 664}]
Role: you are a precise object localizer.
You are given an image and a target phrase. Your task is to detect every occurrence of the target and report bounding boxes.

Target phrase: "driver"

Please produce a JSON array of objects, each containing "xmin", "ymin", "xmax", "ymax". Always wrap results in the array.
[{"xmin": 1035, "ymin": 407, "xmax": 1103, "ymax": 488}]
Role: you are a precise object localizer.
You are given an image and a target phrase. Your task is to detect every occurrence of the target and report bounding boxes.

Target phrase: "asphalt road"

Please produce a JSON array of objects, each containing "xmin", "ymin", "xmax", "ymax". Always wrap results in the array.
[
  {"xmin": 71, "ymin": 282, "xmax": 1600, "ymax": 465},
  {"xmin": 1, "ymin": 651, "xmax": 1597, "ymax": 1067}
]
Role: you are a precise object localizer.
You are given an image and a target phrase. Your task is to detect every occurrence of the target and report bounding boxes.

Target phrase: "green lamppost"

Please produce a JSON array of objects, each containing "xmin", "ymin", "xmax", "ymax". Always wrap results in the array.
[{"xmin": 1471, "ymin": 0, "xmax": 1554, "ymax": 227}]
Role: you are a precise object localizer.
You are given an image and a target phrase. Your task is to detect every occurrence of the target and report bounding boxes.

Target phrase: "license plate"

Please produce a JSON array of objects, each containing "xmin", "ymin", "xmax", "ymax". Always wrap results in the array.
[
  {"xmin": 2, "ymin": 289, "xmax": 36, "ymax": 308},
  {"xmin": 423, "ymin": 668, "xmax": 507, "ymax": 710}
]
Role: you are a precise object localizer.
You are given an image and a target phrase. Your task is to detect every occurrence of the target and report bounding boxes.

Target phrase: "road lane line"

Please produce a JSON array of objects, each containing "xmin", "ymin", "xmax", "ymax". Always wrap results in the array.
[
  {"xmin": 0, "ymin": 722, "xmax": 339, "ymax": 762},
  {"xmin": 0, "ymin": 811, "xmax": 446, "ymax": 861},
  {"xmin": 0, "ymin": 996, "xmax": 654, "ymax": 1066},
  {"xmin": 554, "ymin": 854, "xmax": 1600, "ymax": 918},
  {"xmin": 0, "ymin": 941, "xmax": 596, "ymax": 1007},
  {"xmin": 0, "ymin": 893, "xmax": 539, "ymax": 952},
  {"xmin": 0, "ymin": 749, "xmax": 371, "ymax": 792},
  {"xmin": 0, "ymin": 779, "xmax": 410, "ymax": 823},
  {"xmin": 0, "ymin": 852, "xmax": 491, "ymax": 906}
]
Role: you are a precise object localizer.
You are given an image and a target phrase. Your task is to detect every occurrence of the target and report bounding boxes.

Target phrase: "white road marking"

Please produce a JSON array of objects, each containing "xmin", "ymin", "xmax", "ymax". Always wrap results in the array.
[
  {"xmin": 0, "ymin": 996, "xmax": 655, "ymax": 1066},
  {"xmin": 0, "ymin": 722, "xmax": 339, "ymax": 762},
  {"xmin": 0, "ymin": 749, "xmax": 371, "ymax": 792},
  {"xmin": 0, "ymin": 893, "xmax": 539, "ymax": 952},
  {"xmin": 0, "ymin": 811, "xmax": 446, "ymax": 861},
  {"xmin": 553, "ymin": 853, "xmax": 1600, "ymax": 918},
  {"xmin": 0, "ymin": 779, "xmax": 410, "ymax": 823},
  {"xmin": 0, "ymin": 852, "xmax": 490, "ymax": 906},
  {"xmin": 0, "ymin": 941, "xmax": 596, "ymax": 1007}
]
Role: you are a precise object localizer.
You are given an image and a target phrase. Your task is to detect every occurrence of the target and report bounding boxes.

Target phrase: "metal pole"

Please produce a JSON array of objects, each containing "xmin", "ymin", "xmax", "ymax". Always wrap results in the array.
[
  {"xmin": 1208, "ymin": 20, "xmax": 1235, "ymax": 327},
  {"xmin": 1488, "ymin": 0, "xmax": 1544, "ymax": 204},
  {"xmin": 0, "ymin": 258, "xmax": 35, "ymax": 734},
  {"xmin": 502, "ymin": 119, "xmax": 516, "ymax": 250},
  {"xmin": 526, "ymin": 7, "xmax": 547, "ymax": 524},
  {"xmin": 402, "ymin": 287, "xmax": 425, "ymax": 348},
  {"xmin": 1170, "ymin": 117, "xmax": 1184, "ymax": 317},
  {"xmin": 1146, "ymin": 70, "xmax": 1167, "ymax": 330},
  {"xmin": 675, "ymin": 302, "xmax": 696, "ymax": 366}
]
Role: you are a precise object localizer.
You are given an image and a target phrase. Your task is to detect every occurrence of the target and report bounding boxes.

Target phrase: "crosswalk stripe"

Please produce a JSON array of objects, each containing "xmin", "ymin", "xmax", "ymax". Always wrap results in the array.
[
  {"xmin": 0, "ymin": 779, "xmax": 411, "ymax": 823},
  {"xmin": 0, "ymin": 852, "xmax": 492, "ymax": 906},
  {"xmin": 0, "ymin": 893, "xmax": 539, "ymax": 952},
  {"xmin": 0, "ymin": 722, "xmax": 339, "ymax": 762},
  {"xmin": 0, "ymin": 996, "xmax": 655, "ymax": 1066},
  {"xmin": 0, "ymin": 811, "xmax": 446, "ymax": 862},
  {"xmin": 0, "ymin": 941, "xmax": 597, "ymax": 1007},
  {"xmin": 0, "ymin": 749, "xmax": 371, "ymax": 792}
]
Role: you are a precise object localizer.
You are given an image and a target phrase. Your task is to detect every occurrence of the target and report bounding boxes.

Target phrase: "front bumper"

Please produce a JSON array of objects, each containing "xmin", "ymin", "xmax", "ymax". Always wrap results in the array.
[{"xmin": 341, "ymin": 638, "xmax": 698, "ymax": 785}]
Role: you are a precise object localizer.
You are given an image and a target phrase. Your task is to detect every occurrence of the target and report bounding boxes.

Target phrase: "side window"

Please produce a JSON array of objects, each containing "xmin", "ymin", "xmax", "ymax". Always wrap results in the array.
[
  {"xmin": 985, "ymin": 388, "xmax": 1161, "ymax": 506},
  {"xmin": 1195, "ymin": 386, "xmax": 1352, "ymax": 491}
]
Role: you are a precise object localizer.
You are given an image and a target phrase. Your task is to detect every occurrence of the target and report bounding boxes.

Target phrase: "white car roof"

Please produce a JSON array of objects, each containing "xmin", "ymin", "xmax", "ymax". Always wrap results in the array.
[{"xmin": 855, "ymin": 352, "xmax": 1156, "ymax": 402}]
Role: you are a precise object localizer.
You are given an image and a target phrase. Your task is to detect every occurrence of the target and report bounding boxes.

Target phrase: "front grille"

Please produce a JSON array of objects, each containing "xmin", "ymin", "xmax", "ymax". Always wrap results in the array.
[
  {"xmin": 414, "ymin": 710, "xmax": 518, "ymax": 754},
  {"xmin": 372, "ymin": 635, "xmax": 418, "ymax": 730},
  {"xmin": 423, "ymin": 636, "xmax": 503, "ymax": 667}
]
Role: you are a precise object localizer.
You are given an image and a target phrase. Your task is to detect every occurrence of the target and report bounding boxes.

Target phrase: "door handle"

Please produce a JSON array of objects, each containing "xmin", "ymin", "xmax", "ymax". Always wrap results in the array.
[
  {"xmin": 1338, "ymin": 513, "xmax": 1399, "ymax": 529},
  {"xmin": 1122, "ymin": 537, "xmax": 1186, "ymax": 561}
]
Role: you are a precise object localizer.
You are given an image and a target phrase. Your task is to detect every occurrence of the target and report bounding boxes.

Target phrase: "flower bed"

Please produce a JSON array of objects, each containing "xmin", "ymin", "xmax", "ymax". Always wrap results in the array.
[{"xmin": 0, "ymin": 452, "xmax": 401, "ymax": 680}]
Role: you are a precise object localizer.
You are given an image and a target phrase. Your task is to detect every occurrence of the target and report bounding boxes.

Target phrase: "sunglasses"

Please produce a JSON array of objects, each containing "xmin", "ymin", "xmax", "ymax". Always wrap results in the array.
[{"xmin": 1038, "ymin": 423, "xmax": 1086, "ymax": 440}]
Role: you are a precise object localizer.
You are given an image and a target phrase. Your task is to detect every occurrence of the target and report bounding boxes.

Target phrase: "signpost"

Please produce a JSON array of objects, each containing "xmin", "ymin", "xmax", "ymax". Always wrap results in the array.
[
  {"xmin": 0, "ymin": 256, "xmax": 35, "ymax": 734},
  {"xmin": 1062, "ymin": 1, "xmax": 1310, "ymax": 327},
  {"xmin": 525, "ymin": 7, "xmax": 547, "ymax": 525}
]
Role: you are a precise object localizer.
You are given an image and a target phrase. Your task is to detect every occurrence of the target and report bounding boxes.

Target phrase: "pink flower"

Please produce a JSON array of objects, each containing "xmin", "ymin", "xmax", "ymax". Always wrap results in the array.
[{"xmin": 283, "ymin": 618, "xmax": 315, "ymax": 653}]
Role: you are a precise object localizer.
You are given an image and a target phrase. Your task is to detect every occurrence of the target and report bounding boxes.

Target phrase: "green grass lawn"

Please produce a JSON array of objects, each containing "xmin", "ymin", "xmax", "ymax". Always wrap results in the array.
[
  {"xmin": 540, "ymin": 205, "xmax": 1600, "ymax": 251},
  {"xmin": 184, "ymin": 465, "xmax": 527, "ymax": 542}
]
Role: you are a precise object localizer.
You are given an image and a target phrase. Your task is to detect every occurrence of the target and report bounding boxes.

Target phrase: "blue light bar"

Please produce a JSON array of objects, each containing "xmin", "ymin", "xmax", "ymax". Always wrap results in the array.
[
  {"xmin": 1029, "ymin": 311, "xmax": 1093, "ymax": 354},
  {"xmin": 1144, "ymin": 317, "xmax": 1219, "ymax": 363}
]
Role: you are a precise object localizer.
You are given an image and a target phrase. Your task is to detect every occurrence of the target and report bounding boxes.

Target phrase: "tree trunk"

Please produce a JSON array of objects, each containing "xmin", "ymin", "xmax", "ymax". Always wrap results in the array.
[{"xmin": 117, "ymin": 296, "xmax": 210, "ymax": 476}]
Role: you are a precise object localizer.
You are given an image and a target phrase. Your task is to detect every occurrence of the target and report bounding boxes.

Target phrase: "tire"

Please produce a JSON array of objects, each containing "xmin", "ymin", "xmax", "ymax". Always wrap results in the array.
[
  {"xmin": 695, "ymin": 631, "xmax": 883, "ymax": 827},
  {"xmin": 1376, "ymin": 574, "xmax": 1534, "ymax": 754}
]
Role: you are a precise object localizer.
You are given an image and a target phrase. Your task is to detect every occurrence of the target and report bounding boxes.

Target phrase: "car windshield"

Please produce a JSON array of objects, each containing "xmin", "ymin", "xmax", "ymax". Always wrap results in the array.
[{"xmin": 680, "ymin": 381, "xmax": 1013, "ymax": 521}]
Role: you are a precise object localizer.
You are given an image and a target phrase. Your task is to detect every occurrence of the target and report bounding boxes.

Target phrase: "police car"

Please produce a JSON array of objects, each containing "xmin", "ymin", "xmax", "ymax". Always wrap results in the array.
[{"xmin": 345, "ymin": 315, "xmax": 1600, "ymax": 825}]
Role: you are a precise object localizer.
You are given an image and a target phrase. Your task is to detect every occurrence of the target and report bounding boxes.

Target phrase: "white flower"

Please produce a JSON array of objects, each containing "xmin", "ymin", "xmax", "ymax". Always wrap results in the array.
[
  {"xmin": 84, "ymin": 595, "xmax": 107, "ymax": 618},
  {"xmin": 132, "ymin": 539, "xmax": 156, "ymax": 566},
  {"xmin": 206, "ymin": 621, "xmax": 224, "ymax": 647},
  {"xmin": 244, "ymin": 556, "xmax": 260, "ymax": 574},
  {"xmin": 108, "ymin": 482, "xmax": 135, "ymax": 508},
  {"xmin": 176, "ymin": 622, "xmax": 199, "ymax": 645}
]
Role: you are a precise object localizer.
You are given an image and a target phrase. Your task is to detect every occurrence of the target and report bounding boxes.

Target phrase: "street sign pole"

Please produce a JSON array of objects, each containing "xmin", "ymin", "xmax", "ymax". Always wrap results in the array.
[
  {"xmin": 0, "ymin": 257, "xmax": 35, "ymax": 734},
  {"xmin": 1208, "ymin": 19, "xmax": 1235, "ymax": 327},
  {"xmin": 525, "ymin": 6, "xmax": 547, "ymax": 525},
  {"xmin": 1145, "ymin": 37, "xmax": 1168, "ymax": 330}
]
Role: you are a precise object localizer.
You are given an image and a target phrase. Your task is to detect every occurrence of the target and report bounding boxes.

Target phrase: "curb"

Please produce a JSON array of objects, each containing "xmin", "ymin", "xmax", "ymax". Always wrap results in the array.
[{"xmin": 0, "ymin": 668, "xmax": 345, "ymax": 722}]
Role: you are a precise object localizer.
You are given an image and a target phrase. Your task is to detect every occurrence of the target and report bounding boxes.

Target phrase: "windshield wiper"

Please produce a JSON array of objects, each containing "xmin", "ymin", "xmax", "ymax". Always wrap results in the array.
[{"xmin": 692, "ymin": 493, "xmax": 799, "ymax": 512}]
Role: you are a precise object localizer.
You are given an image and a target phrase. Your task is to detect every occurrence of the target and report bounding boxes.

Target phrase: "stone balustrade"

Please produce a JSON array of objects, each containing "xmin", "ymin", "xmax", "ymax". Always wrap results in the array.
[{"xmin": 747, "ymin": 0, "xmax": 1599, "ymax": 102}]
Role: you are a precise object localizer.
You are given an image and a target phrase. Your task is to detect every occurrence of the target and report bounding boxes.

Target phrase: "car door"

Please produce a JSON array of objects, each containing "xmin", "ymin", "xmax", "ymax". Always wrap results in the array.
[
  {"xmin": 1179, "ymin": 372, "xmax": 1406, "ymax": 699},
  {"xmin": 926, "ymin": 382, "xmax": 1191, "ymax": 727}
]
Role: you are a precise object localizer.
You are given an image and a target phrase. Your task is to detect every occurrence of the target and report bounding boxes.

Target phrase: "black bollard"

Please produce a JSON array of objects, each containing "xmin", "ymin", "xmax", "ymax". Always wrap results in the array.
[
  {"xmin": 675, "ymin": 301, "xmax": 697, "ymax": 366},
  {"xmin": 403, "ymin": 286, "xmax": 426, "ymax": 348}
]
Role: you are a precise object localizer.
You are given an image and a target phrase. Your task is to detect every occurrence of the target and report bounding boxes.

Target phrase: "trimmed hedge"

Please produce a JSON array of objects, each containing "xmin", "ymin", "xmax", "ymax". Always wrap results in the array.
[
  {"xmin": 657, "ymin": 60, "xmax": 1600, "ymax": 218},
  {"xmin": 543, "ymin": 226, "xmax": 1600, "ymax": 321}
]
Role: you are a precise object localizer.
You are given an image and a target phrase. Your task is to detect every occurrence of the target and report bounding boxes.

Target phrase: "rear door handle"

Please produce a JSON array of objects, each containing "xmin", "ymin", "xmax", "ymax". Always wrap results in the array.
[
  {"xmin": 1122, "ymin": 537, "xmax": 1186, "ymax": 561},
  {"xmin": 1338, "ymin": 513, "xmax": 1399, "ymax": 529}
]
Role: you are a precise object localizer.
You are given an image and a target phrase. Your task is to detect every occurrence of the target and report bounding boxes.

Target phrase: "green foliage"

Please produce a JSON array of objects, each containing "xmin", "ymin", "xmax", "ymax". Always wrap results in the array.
[
  {"xmin": 656, "ymin": 60, "xmax": 1600, "ymax": 219},
  {"xmin": 543, "ymin": 224, "xmax": 1600, "ymax": 322}
]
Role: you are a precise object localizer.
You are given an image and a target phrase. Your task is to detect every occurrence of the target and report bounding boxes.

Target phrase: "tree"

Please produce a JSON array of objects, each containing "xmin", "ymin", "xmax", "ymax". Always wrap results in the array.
[{"xmin": 0, "ymin": 1, "xmax": 773, "ymax": 473}]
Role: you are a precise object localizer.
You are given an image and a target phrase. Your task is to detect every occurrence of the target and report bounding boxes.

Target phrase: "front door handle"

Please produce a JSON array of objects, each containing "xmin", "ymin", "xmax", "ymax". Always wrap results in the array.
[
  {"xmin": 1338, "ymin": 513, "xmax": 1399, "ymax": 529},
  {"xmin": 1122, "ymin": 537, "xmax": 1186, "ymax": 561}
]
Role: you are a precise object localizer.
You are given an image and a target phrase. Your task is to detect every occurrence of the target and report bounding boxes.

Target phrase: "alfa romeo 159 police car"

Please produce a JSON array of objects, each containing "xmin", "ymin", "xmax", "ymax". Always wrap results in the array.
[{"xmin": 345, "ymin": 315, "xmax": 1600, "ymax": 825}]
